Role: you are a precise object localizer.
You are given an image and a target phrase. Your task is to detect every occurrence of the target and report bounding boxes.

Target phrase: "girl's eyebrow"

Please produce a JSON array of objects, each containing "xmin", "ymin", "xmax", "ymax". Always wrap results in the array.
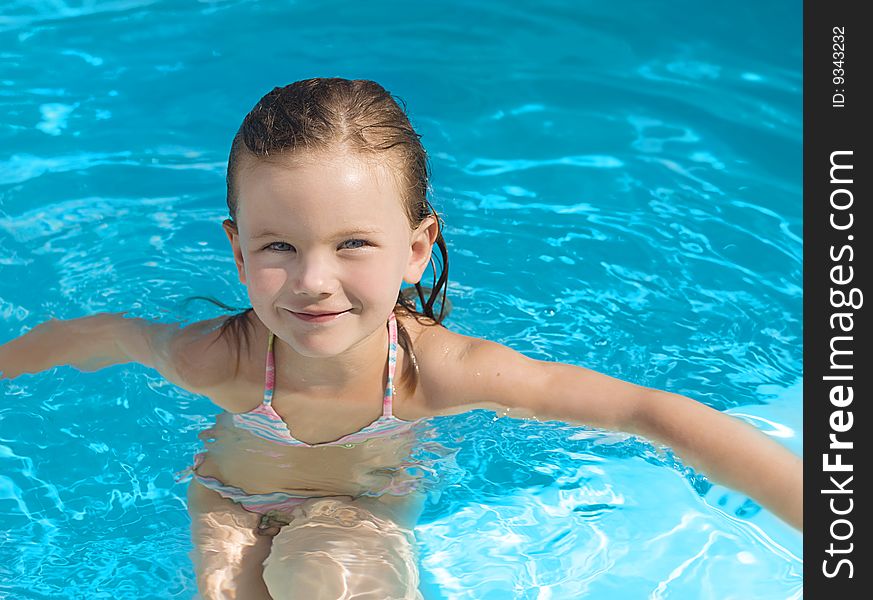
[{"xmin": 251, "ymin": 227, "xmax": 383, "ymax": 240}]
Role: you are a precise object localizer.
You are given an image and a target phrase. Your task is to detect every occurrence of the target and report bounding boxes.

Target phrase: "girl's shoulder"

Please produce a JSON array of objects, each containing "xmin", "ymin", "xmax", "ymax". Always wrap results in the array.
[
  {"xmin": 395, "ymin": 311, "xmax": 553, "ymax": 420},
  {"xmin": 163, "ymin": 311, "xmax": 268, "ymax": 411},
  {"xmin": 393, "ymin": 310, "xmax": 485, "ymax": 418}
]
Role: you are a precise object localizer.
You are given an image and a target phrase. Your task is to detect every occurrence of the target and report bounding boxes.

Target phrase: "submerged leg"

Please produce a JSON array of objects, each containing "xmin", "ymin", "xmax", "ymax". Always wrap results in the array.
[
  {"xmin": 262, "ymin": 496, "xmax": 424, "ymax": 600},
  {"xmin": 187, "ymin": 480, "xmax": 277, "ymax": 600}
]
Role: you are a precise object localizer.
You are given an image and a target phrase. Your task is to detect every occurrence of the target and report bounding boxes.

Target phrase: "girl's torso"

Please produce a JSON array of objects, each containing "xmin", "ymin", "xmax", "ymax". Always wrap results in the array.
[{"xmin": 187, "ymin": 309, "xmax": 454, "ymax": 496}]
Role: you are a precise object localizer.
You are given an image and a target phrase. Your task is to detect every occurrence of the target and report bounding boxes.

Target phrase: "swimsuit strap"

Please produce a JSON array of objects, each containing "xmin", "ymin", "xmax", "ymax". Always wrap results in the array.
[
  {"xmin": 263, "ymin": 330, "xmax": 276, "ymax": 405},
  {"xmin": 262, "ymin": 313, "xmax": 398, "ymax": 417},
  {"xmin": 383, "ymin": 311, "xmax": 398, "ymax": 418}
]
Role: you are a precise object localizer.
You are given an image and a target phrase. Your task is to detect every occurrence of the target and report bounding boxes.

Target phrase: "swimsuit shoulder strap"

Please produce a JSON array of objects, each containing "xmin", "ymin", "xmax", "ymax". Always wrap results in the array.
[
  {"xmin": 382, "ymin": 312, "xmax": 398, "ymax": 418},
  {"xmin": 263, "ymin": 331, "xmax": 276, "ymax": 405}
]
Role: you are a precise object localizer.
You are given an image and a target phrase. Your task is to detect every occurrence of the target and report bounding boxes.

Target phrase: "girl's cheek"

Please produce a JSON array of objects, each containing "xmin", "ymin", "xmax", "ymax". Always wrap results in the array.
[
  {"xmin": 247, "ymin": 264, "xmax": 289, "ymax": 294},
  {"xmin": 352, "ymin": 263, "xmax": 404, "ymax": 301}
]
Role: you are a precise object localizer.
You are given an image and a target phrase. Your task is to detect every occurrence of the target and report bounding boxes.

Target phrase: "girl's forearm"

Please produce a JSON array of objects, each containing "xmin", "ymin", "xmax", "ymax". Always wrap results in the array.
[
  {"xmin": 631, "ymin": 391, "xmax": 802, "ymax": 531},
  {"xmin": 0, "ymin": 314, "xmax": 123, "ymax": 379}
]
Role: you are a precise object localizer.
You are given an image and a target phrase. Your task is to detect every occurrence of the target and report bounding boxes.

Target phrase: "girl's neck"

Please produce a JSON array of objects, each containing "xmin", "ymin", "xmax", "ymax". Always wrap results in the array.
[{"xmin": 269, "ymin": 321, "xmax": 390, "ymax": 399}]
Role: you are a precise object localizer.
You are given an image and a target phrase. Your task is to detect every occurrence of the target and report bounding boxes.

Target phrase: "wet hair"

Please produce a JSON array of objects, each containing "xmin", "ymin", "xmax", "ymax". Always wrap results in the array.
[{"xmin": 187, "ymin": 78, "xmax": 451, "ymax": 396}]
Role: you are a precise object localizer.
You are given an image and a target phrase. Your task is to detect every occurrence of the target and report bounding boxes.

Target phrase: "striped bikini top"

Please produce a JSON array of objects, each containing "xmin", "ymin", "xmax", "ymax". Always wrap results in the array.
[{"xmin": 231, "ymin": 312, "xmax": 416, "ymax": 448}]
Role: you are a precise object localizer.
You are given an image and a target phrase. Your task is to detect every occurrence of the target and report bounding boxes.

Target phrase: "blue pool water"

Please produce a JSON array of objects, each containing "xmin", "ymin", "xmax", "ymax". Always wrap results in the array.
[{"xmin": 0, "ymin": 1, "xmax": 802, "ymax": 598}]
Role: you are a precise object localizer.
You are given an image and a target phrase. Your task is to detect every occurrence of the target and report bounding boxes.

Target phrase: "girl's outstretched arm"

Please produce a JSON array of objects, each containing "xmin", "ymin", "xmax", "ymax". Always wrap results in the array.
[
  {"xmin": 0, "ymin": 314, "xmax": 230, "ymax": 397},
  {"xmin": 0, "ymin": 314, "xmax": 132, "ymax": 379},
  {"xmin": 424, "ymin": 336, "xmax": 802, "ymax": 531}
]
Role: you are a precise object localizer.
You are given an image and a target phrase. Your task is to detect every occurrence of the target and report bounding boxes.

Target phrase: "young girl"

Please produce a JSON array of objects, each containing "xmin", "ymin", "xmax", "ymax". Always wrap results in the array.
[{"xmin": 0, "ymin": 78, "xmax": 802, "ymax": 600}]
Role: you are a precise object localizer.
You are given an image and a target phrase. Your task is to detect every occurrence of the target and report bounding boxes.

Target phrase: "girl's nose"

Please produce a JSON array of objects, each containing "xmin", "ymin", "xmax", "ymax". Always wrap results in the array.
[{"xmin": 291, "ymin": 254, "xmax": 338, "ymax": 297}]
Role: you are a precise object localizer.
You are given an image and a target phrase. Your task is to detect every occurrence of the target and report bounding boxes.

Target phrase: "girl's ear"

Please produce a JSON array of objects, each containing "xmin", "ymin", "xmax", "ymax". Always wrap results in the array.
[
  {"xmin": 403, "ymin": 216, "xmax": 440, "ymax": 285},
  {"xmin": 222, "ymin": 219, "xmax": 247, "ymax": 285}
]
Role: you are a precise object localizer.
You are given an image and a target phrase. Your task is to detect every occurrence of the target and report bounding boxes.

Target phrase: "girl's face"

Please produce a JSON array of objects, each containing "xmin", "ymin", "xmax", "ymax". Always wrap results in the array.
[{"xmin": 224, "ymin": 152, "xmax": 436, "ymax": 357}]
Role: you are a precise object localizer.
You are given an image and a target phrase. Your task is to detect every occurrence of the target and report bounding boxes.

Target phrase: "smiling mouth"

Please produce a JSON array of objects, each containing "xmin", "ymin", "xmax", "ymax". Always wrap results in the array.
[{"xmin": 287, "ymin": 309, "xmax": 351, "ymax": 323}]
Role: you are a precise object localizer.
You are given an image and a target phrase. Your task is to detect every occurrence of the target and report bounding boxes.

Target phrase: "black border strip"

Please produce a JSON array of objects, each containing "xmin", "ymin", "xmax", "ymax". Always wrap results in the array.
[{"xmin": 804, "ymin": 0, "xmax": 869, "ymax": 594}]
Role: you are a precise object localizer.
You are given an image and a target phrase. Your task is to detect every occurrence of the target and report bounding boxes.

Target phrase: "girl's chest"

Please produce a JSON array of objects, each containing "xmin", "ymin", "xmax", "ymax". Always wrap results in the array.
[{"xmin": 206, "ymin": 313, "xmax": 463, "ymax": 434}]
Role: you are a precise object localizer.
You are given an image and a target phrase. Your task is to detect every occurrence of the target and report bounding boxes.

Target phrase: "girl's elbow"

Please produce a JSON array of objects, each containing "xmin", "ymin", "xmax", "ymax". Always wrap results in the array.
[{"xmin": 624, "ymin": 388, "xmax": 678, "ymax": 438}]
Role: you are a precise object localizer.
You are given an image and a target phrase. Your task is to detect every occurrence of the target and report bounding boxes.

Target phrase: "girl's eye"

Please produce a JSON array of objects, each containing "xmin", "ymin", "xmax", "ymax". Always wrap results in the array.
[
  {"xmin": 339, "ymin": 239, "xmax": 369, "ymax": 250},
  {"xmin": 267, "ymin": 239, "xmax": 370, "ymax": 252}
]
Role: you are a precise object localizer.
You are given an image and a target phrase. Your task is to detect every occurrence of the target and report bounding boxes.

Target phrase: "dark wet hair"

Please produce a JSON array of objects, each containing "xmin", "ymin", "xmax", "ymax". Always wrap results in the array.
[{"xmin": 187, "ymin": 78, "xmax": 450, "ymax": 396}]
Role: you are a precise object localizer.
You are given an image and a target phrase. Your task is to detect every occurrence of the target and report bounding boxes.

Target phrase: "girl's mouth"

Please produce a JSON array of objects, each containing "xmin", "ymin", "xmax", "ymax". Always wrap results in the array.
[{"xmin": 287, "ymin": 309, "xmax": 351, "ymax": 323}]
